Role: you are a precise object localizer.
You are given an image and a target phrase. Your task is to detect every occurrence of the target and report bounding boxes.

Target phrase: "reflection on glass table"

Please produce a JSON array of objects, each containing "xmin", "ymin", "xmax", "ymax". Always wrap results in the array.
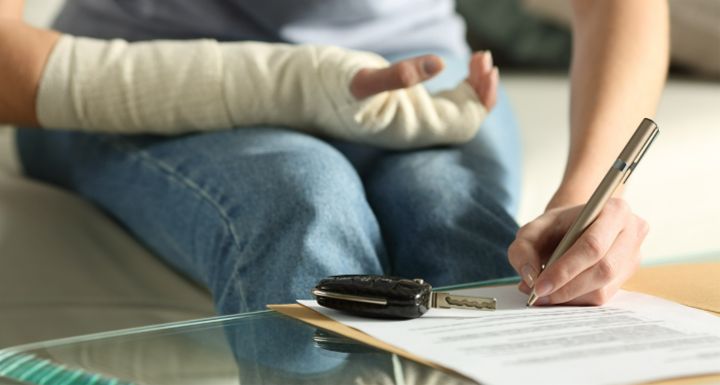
[{"xmin": 0, "ymin": 310, "xmax": 475, "ymax": 385}]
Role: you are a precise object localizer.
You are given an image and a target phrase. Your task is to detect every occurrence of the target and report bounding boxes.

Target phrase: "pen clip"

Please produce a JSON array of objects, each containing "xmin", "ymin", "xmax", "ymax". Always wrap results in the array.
[{"xmin": 622, "ymin": 126, "xmax": 659, "ymax": 184}]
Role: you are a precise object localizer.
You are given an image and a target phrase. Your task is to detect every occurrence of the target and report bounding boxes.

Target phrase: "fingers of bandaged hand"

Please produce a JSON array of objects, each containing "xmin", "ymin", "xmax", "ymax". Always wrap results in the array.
[
  {"xmin": 509, "ymin": 198, "xmax": 649, "ymax": 306},
  {"xmin": 335, "ymin": 81, "xmax": 486, "ymax": 148},
  {"xmin": 467, "ymin": 51, "xmax": 498, "ymax": 110},
  {"xmin": 339, "ymin": 56, "xmax": 491, "ymax": 149},
  {"xmin": 350, "ymin": 54, "xmax": 444, "ymax": 100}
]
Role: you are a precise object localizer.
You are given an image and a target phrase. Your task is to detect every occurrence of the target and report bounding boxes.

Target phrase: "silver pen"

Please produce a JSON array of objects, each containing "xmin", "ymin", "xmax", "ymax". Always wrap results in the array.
[{"xmin": 527, "ymin": 118, "xmax": 659, "ymax": 306}]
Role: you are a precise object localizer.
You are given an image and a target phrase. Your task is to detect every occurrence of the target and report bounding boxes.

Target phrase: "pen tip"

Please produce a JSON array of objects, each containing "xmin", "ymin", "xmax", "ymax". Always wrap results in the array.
[{"xmin": 527, "ymin": 292, "xmax": 538, "ymax": 307}]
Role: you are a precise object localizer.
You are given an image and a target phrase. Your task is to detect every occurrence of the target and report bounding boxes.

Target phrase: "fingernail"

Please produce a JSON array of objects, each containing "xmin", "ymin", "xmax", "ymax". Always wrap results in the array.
[
  {"xmin": 520, "ymin": 264, "xmax": 538, "ymax": 288},
  {"xmin": 483, "ymin": 51, "xmax": 493, "ymax": 69},
  {"xmin": 535, "ymin": 297, "xmax": 550, "ymax": 306},
  {"xmin": 423, "ymin": 59, "xmax": 441, "ymax": 75},
  {"xmin": 535, "ymin": 281, "xmax": 553, "ymax": 297}
]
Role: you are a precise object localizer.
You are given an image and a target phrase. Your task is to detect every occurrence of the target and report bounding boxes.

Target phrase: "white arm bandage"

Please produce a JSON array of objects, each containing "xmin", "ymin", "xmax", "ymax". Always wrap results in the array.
[{"xmin": 37, "ymin": 35, "xmax": 487, "ymax": 149}]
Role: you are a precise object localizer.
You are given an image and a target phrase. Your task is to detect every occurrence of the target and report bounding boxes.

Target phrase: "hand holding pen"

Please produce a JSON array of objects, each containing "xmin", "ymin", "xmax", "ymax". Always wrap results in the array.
[{"xmin": 508, "ymin": 119, "xmax": 659, "ymax": 306}]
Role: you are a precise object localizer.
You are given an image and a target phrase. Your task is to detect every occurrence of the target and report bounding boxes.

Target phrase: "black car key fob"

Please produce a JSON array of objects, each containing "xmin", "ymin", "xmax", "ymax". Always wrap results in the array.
[{"xmin": 312, "ymin": 275, "xmax": 496, "ymax": 319}]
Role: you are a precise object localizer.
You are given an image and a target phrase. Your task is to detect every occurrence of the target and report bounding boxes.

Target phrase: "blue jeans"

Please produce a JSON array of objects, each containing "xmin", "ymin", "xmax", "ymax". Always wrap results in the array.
[{"xmin": 16, "ymin": 54, "xmax": 522, "ymax": 315}]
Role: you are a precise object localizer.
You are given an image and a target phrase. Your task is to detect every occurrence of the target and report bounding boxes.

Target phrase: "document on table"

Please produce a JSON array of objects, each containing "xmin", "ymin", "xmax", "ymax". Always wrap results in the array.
[{"xmin": 298, "ymin": 286, "xmax": 720, "ymax": 385}]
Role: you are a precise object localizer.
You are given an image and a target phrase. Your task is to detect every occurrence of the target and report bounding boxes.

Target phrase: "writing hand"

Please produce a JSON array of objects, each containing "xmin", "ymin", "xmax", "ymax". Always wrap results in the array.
[{"xmin": 508, "ymin": 198, "xmax": 649, "ymax": 305}]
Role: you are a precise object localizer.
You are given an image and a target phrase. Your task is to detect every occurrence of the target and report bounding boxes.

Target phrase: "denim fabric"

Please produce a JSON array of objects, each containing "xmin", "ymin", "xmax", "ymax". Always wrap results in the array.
[{"xmin": 16, "ymin": 54, "xmax": 521, "ymax": 315}]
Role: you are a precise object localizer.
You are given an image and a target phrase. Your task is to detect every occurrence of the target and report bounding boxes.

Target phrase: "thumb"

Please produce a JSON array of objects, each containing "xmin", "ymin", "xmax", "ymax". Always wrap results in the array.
[{"xmin": 350, "ymin": 54, "xmax": 444, "ymax": 100}]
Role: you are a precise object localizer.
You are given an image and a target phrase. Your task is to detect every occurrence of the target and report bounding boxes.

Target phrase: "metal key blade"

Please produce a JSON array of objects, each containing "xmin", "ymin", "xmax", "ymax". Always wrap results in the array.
[{"xmin": 430, "ymin": 292, "xmax": 496, "ymax": 311}]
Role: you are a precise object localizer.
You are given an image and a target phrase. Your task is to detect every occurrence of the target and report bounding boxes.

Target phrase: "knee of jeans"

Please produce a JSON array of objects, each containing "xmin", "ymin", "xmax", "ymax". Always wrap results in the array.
[
  {"xmin": 263, "ymin": 143, "xmax": 366, "ymax": 219},
  {"xmin": 215, "ymin": 137, "xmax": 373, "ymax": 259},
  {"xmin": 369, "ymin": 151, "xmax": 518, "ymax": 240},
  {"xmin": 368, "ymin": 152, "xmax": 518, "ymax": 283},
  {"xmin": 371, "ymin": 153, "xmax": 463, "ymax": 215},
  {"xmin": 212, "ymin": 140, "xmax": 385, "ymax": 313}
]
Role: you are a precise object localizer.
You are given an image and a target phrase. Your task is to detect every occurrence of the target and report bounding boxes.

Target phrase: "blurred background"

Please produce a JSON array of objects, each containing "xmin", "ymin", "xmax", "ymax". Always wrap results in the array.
[
  {"xmin": 0, "ymin": 0, "xmax": 718, "ymax": 347},
  {"xmin": 454, "ymin": 0, "xmax": 720, "ymax": 263}
]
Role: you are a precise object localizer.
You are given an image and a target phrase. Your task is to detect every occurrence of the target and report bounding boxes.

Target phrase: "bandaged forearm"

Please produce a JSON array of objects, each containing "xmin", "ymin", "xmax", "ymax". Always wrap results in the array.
[{"xmin": 37, "ymin": 35, "xmax": 487, "ymax": 149}]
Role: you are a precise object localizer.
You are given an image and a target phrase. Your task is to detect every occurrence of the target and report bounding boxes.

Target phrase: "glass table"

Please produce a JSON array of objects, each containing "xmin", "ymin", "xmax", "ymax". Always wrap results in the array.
[
  {"xmin": 0, "ymin": 309, "xmax": 479, "ymax": 385},
  {"xmin": 0, "ymin": 274, "xmax": 534, "ymax": 385},
  {"xmin": 3, "ymin": 253, "xmax": 717, "ymax": 385}
]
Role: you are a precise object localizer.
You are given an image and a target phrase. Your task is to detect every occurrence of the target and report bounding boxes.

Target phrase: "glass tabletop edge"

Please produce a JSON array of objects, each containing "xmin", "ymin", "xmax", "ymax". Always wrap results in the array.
[
  {"xmin": 1, "ymin": 276, "xmax": 528, "ymax": 353},
  {"xmin": 0, "ymin": 309, "xmax": 274, "ymax": 354}
]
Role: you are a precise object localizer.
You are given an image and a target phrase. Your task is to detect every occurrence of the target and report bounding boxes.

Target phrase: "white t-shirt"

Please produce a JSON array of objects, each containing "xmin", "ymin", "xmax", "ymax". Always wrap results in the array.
[{"xmin": 52, "ymin": 0, "xmax": 470, "ymax": 57}]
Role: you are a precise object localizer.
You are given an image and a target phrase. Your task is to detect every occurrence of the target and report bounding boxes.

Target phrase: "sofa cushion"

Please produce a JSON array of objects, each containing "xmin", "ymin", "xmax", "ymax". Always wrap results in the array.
[{"xmin": 0, "ymin": 174, "xmax": 214, "ymax": 348}]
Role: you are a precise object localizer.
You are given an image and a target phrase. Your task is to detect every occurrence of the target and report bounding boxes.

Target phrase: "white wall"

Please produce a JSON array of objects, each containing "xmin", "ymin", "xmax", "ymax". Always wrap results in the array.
[
  {"xmin": 506, "ymin": 75, "xmax": 720, "ymax": 263},
  {"xmin": 23, "ymin": 0, "xmax": 65, "ymax": 27}
]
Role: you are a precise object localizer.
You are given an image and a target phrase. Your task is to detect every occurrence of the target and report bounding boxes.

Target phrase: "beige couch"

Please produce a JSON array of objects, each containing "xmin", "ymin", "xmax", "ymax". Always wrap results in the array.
[{"xmin": 1, "ymin": 0, "xmax": 719, "ymax": 348}]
